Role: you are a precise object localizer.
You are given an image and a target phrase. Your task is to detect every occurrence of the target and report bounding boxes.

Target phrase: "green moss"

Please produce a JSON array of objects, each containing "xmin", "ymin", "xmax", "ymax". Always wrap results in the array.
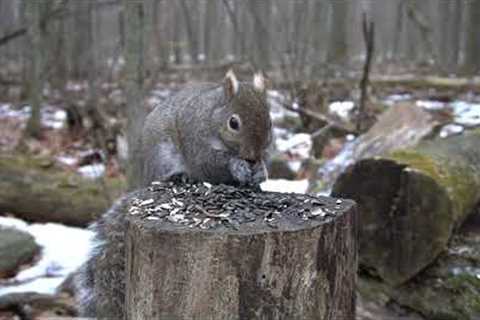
[
  {"xmin": 388, "ymin": 149, "xmax": 479, "ymax": 225},
  {"xmin": 0, "ymin": 153, "xmax": 127, "ymax": 226}
]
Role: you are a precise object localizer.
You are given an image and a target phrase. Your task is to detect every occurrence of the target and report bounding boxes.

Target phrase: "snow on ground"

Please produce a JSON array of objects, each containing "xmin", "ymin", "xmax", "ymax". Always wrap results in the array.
[
  {"xmin": 329, "ymin": 100, "xmax": 355, "ymax": 121},
  {"xmin": 0, "ymin": 103, "xmax": 67, "ymax": 129},
  {"xmin": 451, "ymin": 100, "xmax": 480, "ymax": 127},
  {"xmin": 261, "ymin": 179, "xmax": 309, "ymax": 194},
  {"xmin": 275, "ymin": 133, "xmax": 312, "ymax": 159},
  {"xmin": 77, "ymin": 163, "xmax": 106, "ymax": 179},
  {"xmin": 0, "ymin": 217, "xmax": 94, "ymax": 296}
]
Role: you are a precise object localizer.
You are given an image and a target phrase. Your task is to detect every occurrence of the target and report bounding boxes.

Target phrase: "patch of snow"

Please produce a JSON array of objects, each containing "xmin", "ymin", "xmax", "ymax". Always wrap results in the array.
[
  {"xmin": 56, "ymin": 155, "xmax": 78, "ymax": 167},
  {"xmin": 439, "ymin": 124, "xmax": 464, "ymax": 138},
  {"xmin": 41, "ymin": 107, "xmax": 67, "ymax": 129},
  {"xmin": 261, "ymin": 179, "xmax": 309, "ymax": 194},
  {"xmin": 346, "ymin": 134, "xmax": 356, "ymax": 141},
  {"xmin": 267, "ymin": 90, "xmax": 298, "ymax": 122},
  {"xmin": 329, "ymin": 101, "xmax": 355, "ymax": 120},
  {"xmin": 383, "ymin": 93, "xmax": 413, "ymax": 106},
  {"xmin": 451, "ymin": 100, "xmax": 480, "ymax": 127},
  {"xmin": 450, "ymin": 266, "xmax": 480, "ymax": 280},
  {"xmin": 0, "ymin": 103, "xmax": 30, "ymax": 120},
  {"xmin": 0, "ymin": 216, "xmax": 94, "ymax": 297},
  {"xmin": 0, "ymin": 216, "xmax": 29, "ymax": 230},
  {"xmin": 416, "ymin": 100, "xmax": 446, "ymax": 110},
  {"xmin": 0, "ymin": 277, "xmax": 65, "ymax": 296},
  {"xmin": 275, "ymin": 133, "xmax": 312, "ymax": 159},
  {"xmin": 77, "ymin": 163, "xmax": 106, "ymax": 179},
  {"xmin": 287, "ymin": 160, "xmax": 302, "ymax": 172},
  {"xmin": 0, "ymin": 103, "xmax": 67, "ymax": 129}
]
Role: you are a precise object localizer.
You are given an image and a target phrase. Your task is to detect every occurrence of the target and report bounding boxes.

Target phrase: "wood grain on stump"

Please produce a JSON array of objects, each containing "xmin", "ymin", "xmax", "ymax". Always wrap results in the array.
[{"xmin": 123, "ymin": 182, "xmax": 357, "ymax": 320}]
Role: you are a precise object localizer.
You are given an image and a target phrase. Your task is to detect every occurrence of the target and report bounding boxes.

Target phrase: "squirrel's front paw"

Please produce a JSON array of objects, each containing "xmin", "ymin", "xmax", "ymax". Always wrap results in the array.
[{"xmin": 229, "ymin": 159, "xmax": 267, "ymax": 186}]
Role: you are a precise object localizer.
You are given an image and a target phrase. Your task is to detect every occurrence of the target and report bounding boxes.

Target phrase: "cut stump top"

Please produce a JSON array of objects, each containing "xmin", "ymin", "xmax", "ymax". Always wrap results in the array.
[{"xmin": 126, "ymin": 181, "xmax": 355, "ymax": 235}]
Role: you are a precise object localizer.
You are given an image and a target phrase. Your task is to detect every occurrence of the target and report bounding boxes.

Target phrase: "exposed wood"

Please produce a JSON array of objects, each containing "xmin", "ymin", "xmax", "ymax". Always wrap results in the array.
[
  {"xmin": 316, "ymin": 103, "xmax": 438, "ymax": 192},
  {"xmin": 332, "ymin": 128, "xmax": 480, "ymax": 286},
  {"xmin": 0, "ymin": 153, "xmax": 125, "ymax": 227}
]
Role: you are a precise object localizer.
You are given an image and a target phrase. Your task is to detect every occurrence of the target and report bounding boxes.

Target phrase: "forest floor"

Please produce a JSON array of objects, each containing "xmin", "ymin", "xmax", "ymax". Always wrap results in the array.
[{"xmin": 0, "ymin": 79, "xmax": 480, "ymax": 319}]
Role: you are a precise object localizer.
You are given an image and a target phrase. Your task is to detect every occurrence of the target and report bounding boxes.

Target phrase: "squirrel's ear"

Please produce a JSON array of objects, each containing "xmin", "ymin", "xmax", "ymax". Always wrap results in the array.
[
  {"xmin": 224, "ymin": 69, "xmax": 239, "ymax": 98},
  {"xmin": 253, "ymin": 72, "xmax": 266, "ymax": 93}
]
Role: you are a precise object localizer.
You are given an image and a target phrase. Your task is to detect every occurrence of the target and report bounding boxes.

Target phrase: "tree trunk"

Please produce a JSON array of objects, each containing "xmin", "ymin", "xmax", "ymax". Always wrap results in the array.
[
  {"xmin": 327, "ymin": 1, "xmax": 348, "ymax": 69},
  {"xmin": 179, "ymin": 0, "xmax": 199, "ymax": 64},
  {"xmin": 118, "ymin": 183, "xmax": 357, "ymax": 319},
  {"xmin": 462, "ymin": 0, "xmax": 480, "ymax": 74},
  {"xmin": 24, "ymin": 0, "xmax": 45, "ymax": 139},
  {"xmin": 123, "ymin": 0, "xmax": 148, "ymax": 189},
  {"xmin": 0, "ymin": 153, "xmax": 125, "ymax": 227},
  {"xmin": 332, "ymin": 128, "xmax": 480, "ymax": 286}
]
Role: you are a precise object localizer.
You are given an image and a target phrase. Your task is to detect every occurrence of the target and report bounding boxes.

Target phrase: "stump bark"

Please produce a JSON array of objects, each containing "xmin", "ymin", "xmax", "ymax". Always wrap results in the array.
[
  {"xmin": 121, "ymin": 182, "xmax": 357, "ymax": 320},
  {"xmin": 332, "ymin": 128, "xmax": 480, "ymax": 286}
]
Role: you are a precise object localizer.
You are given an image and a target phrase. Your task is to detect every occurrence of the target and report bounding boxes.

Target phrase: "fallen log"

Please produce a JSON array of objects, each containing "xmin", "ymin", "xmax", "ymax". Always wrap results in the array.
[
  {"xmin": 276, "ymin": 74, "xmax": 480, "ymax": 95},
  {"xmin": 315, "ymin": 103, "xmax": 438, "ymax": 192},
  {"xmin": 91, "ymin": 182, "xmax": 358, "ymax": 319},
  {"xmin": 0, "ymin": 153, "xmax": 126, "ymax": 227},
  {"xmin": 332, "ymin": 128, "xmax": 480, "ymax": 286}
]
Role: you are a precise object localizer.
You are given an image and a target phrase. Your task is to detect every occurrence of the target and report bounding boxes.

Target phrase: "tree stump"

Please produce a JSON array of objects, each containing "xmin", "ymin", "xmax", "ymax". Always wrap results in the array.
[
  {"xmin": 332, "ymin": 128, "xmax": 480, "ymax": 286},
  {"xmin": 123, "ymin": 182, "xmax": 357, "ymax": 320}
]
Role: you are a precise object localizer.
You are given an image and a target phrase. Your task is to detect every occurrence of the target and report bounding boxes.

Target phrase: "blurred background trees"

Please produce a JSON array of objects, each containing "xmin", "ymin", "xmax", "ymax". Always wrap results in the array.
[{"xmin": 1, "ymin": 0, "xmax": 479, "ymax": 91}]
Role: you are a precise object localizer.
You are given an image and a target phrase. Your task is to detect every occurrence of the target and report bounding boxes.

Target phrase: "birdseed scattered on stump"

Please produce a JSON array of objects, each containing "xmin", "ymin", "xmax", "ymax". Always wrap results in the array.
[{"xmin": 128, "ymin": 181, "xmax": 347, "ymax": 232}]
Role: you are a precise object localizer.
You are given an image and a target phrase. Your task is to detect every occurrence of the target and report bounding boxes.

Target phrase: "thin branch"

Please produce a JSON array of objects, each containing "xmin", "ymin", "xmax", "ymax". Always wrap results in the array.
[{"xmin": 280, "ymin": 101, "xmax": 354, "ymax": 134}]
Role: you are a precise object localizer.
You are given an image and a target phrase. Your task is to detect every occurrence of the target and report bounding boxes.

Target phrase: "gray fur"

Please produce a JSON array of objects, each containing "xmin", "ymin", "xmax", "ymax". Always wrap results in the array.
[
  {"xmin": 75, "ymin": 77, "xmax": 272, "ymax": 318},
  {"xmin": 140, "ymin": 80, "xmax": 271, "ymax": 186},
  {"xmin": 75, "ymin": 193, "xmax": 134, "ymax": 318}
]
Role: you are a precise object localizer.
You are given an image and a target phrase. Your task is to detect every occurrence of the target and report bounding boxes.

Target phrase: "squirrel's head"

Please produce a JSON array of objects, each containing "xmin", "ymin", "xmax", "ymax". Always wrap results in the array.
[{"xmin": 215, "ymin": 70, "xmax": 272, "ymax": 163}]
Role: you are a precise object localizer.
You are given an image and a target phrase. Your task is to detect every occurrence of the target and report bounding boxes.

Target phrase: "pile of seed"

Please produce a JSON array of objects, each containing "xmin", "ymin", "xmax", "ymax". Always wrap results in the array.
[{"xmin": 128, "ymin": 181, "xmax": 343, "ymax": 231}]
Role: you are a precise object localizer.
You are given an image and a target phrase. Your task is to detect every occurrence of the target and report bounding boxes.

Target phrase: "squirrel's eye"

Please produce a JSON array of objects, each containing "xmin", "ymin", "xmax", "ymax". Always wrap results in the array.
[{"xmin": 228, "ymin": 114, "xmax": 241, "ymax": 132}]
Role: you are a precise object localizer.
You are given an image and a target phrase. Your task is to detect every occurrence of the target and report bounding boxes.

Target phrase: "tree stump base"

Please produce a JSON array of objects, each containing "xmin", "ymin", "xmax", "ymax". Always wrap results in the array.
[{"xmin": 123, "ymin": 182, "xmax": 357, "ymax": 320}]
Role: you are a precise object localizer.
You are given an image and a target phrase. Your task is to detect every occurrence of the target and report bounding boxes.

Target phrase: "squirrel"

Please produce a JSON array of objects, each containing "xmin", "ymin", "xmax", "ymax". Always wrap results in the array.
[
  {"xmin": 140, "ymin": 69, "xmax": 272, "ymax": 187},
  {"xmin": 74, "ymin": 70, "xmax": 273, "ymax": 318}
]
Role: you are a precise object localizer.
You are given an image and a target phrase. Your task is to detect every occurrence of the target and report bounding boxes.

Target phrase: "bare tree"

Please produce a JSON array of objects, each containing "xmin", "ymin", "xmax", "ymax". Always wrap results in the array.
[
  {"xmin": 327, "ymin": 1, "xmax": 349, "ymax": 69},
  {"xmin": 24, "ymin": 0, "xmax": 47, "ymax": 139},
  {"xmin": 179, "ymin": 0, "xmax": 199, "ymax": 64},
  {"xmin": 123, "ymin": 0, "xmax": 148, "ymax": 188},
  {"xmin": 463, "ymin": 0, "xmax": 480, "ymax": 74}
]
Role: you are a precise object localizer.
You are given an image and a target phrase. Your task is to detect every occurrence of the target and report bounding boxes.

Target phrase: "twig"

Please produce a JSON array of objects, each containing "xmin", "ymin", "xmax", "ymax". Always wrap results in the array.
[
  {"xmin": 357, "ymin": 12, "xmax": 375, "ymax": 132},
  {"xmin": 281, "ymin": 100, "xmax": 354, "ymax": 134}
]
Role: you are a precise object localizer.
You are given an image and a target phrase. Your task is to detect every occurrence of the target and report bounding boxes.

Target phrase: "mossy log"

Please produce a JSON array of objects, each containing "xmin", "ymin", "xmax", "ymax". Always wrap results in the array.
[
  {"xmin": 332, "ymin": 129, "xmax": 480, "ymax": 286},
  {"xmin": 277, "ymin": 75, "xmax": 480, "ymax": 95},
  {"xmin": 0, "ymin": 154, "xmax": 125, "ymax": 227},
  {"xmin": 315, "ymin": 103, "xmax": 437, "ymax": 192},
  {"xmin": 115, "ymin": 182, "xmax": 357, "ymax": 320}
]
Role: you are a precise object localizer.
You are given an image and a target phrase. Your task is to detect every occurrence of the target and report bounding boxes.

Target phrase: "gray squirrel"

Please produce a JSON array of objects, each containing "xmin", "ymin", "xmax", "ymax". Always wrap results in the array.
[
  {"xmin": 75, "ymin": 71, "xmax": 273, "ymax": 318},
  {"xmin": 141, "ymin": 69, "xmax": 272, "ymax": 187}
]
